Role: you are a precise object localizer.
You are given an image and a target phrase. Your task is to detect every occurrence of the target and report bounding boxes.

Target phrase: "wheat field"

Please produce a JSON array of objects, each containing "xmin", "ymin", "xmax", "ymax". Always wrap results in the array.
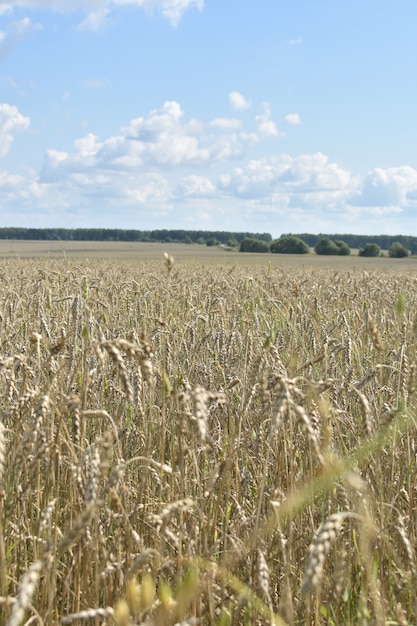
[{"xmin": 0, "ymin": 255, "xmax": 417, "ymax": 625}]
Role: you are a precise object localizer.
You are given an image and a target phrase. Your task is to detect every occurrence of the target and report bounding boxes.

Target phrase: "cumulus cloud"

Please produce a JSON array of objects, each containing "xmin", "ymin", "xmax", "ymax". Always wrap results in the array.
[
  {"xmin": 0, "ymin": 169, "xmax": 25, "ymax": 190},
  {"xmin": 218, "ymin": 153, "xmax": 354, "ymax": 200},
  {"xmin": 1, "ymin": 0, "xmax": 204, "ymax": 27},
  {"xmin": 178, "ymin": 174, "xmax": 216, "ymax": 197},
  {"xmin": 217, "ymin": 157, "xmax": 417, "ymax": 228},
  {"xmin": 0, "ymin": 162, "xmax": 173, "ymax": 226},
  {"xmin": 3, "ymin": 142, "xmax": 417, "ymax": 232},
  {"xmin": 255, "ymin": 104, "xmax": 282, "ymax": 138},
  {"xmin": 0, "ymin": 167, "xmax": 50, "ymax": 214},
  {"xmin": 12, "ymin": 98, "xmax": 280, "ymax": 226},
  {"xmin": 120, "ymin": 101, "xmax": 211, "ymax": 167},
  {"xmin": 3, "ymin": 88, "xmax": 416, "ymax": 232},
  {"xmin": 285, "ymin": 113, "xmax": 302, "ymax": 125},
  {"xmin": 216, "ymin": 154, "xmax": 417, "ymax": 232},
  {"xmin": 229, "ymin": 91, "xmax": 251, "ymax": 111},
  {"xmin": 123, "ymin": 172, "xmax": 172, "ymax": 204},
  {"xmin": 351, "ymin": 166, "xmax": 417, "ymax": 208},
  {"xmin": 0, "ymin": 103, "xmax": 30, "ymax": 157},
  {"xmin": 40, "ymin": 99, "xmax": 278, "ymax": 181}
]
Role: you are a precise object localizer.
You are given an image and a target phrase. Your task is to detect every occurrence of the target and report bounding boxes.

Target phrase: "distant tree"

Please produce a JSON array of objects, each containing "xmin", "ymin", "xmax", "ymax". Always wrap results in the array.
[
  {"xmin": 206, "ymin": 237, "xmax": 219, "ymax": 247},
  {"xmin": 389, "ymin": 242, "xmax": 409, "ymax": 258},
  {"xmin": 252, "ymin": 240, "xmax": 269, "ymax": 252},
  {"xmin": 334, "ymin": 240, "xmax": 351, "ymax": 256},
  {"xmin": 240, "ymin": 238, "xmax": 270, "ymax": 253},
  {"xmin": 256, "ymin": 233, "xmax": 273, "ymax": 243},
  {"xmin": 359, "ymin": 243, "xmax": 381, "ymax": 257},
  {"xmin": 184, "ymin": 235, "xmax": 193, "ymax": 244},
  {"xmin": 270, "ymin": 236, "xmax": 310, "ymax": 254},
  {"xmin": 227, "ymin": 237, "xmax": 239, "ymax": 248},
  {"xmin": 314, "ymin": 237, "xmax": 340, "ymax": 255},
  {"xmin": 240, "ymin": 238, "xmax": 253, "ymax": 252}
]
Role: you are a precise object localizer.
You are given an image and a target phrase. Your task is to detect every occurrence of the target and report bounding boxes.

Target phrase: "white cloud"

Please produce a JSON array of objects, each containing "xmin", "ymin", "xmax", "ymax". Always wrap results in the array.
[
  {"xmin": 12, "ymin": 98, "xmax": 282, "ymax": 225},
  {"xmin": 255, "ymin": 104, "xmax": 282, "ymax": 138},
  {"xmin": 13, "ymin": 16, "xmax": 42, "ymax": 35},
  {"xmin": 3, "ymin": 87, "xmax": 415, "ymax": 232},
  {"xmin": 74, "ymin": 133, "xmax": 103, "ymax": 158},
  {"xmin": 125, "ymin": 100, "xmax": 184, "ymax": 136},
  {"xmin": 229, "ymin": 91, "xmax": 251, "ymax": 111},
  {"xmin": 178, "ymin": 174, "xmax": 216, "ymax": 197},
  {"xmin": 208, "ymin": 131, "xmax": 258, "ymax": 161},
  {"xmin": 287, "ymin": 37, "xmax": 302, "ymax": 45},
  {"xmin": 140, "ymin": 0, "xmax": 204, "ymax": 27},
  {"xmin": 3, "ymin": 141, "xmax": 417, "ymax": 233},
  {"xmin": 77, "ymin": 8, "xmax": 111, "ymax": 31},
  {"xmin": 120, "ymin": 101, "xmax": 211, "ymax": 167},
  {"xmin": 218, "ymin": 153, "xmax": 354, "ymax": 200},
  {"xmin": 123, "ymin": 172, "xmax": 172, "ymax": 204},
  {"xmin": 281, "ymin": 153, "xmax": 352, "ymax": 190},
  {"xmin": 0, "ymin": 103, "xmax": 30, "ymax": 157},
  {"xmin": 216, "ymin": 155, "xmax": 416, "ymax": 232},
  {"xmin": 0, "ymin": 16, "xmax": 42, "ymax": 58},
  {"xmin": 0, "ymin": 168, "xmax": 51, "ymax": 213},
  {"xmin": 351, "ymin": 166, "xmax": 417, "ymax": 208},
  {"xmin": 2, "ymin": 0, "xmax": 203, "ymax": 27},
  {"xmin": 0, "ymin": 169, "xmax": 25, "ymax": 190},
  {"xmin": 210, "ymin": 118, "xmax": 242, "ymax": 130},
  {"xmin": 40, "ymin": 99, "xmax": 277, "ymax": 180},
  {"xmin": 285, "ymin": 113, "xmax": 302, "ymax": 125},
  {"xmin": 46, "ymin": 149, "xmax": 68, "ymax": 166}
]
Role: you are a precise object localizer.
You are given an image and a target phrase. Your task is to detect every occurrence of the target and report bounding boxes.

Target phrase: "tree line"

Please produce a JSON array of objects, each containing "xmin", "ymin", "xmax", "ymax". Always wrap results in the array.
[
  {"xmin": 0, "ymin": 227, "xmax": 414, "ymax": 255},
  {"xmin": 0, "ymin": 227, "xmax": 272, "ymax": 245}
]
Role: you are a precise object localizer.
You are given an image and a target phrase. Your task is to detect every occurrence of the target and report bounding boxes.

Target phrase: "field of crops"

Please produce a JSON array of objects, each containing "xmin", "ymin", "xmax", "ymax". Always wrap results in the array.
[{"xmin": 1, "ymin": 253, "xmax": 417, "ymax": 625}]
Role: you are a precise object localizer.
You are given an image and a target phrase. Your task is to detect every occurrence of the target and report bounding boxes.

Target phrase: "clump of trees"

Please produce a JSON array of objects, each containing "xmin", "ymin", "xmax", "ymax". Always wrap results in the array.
[
  {"xmin": 334, "ymin": 240, "xmax": 351, "ymax": 255},
  {"xmin": 270, "ymin": 236, "xmax": 310, "ymax": 254},
  {"xmin": 239, "ymin": 238, "xmax": 270, "ymax": 253},
  {"xmin": 389, "ymin": 242, "xmax": 409, "ymax": 258},
  {"xmin": 314, "ymin": 237, "xmax": 351, "ymax": 256},
  {"xmin": 238, "ymin": 236, "xmax": 411, "ymax": 258},
  {"xmin": 359, "ymin": 243, "xmax": 381, "ymax": 257},
  {"xmin": 281, "ymin": 233, "xmax": 417, "ymax": 254}
]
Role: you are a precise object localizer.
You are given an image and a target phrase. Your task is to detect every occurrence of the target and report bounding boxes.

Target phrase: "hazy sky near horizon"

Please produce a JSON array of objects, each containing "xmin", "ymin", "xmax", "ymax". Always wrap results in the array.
[{"xmin": 1, "ymin": 0, "xmax": 417, "ymax": 237}]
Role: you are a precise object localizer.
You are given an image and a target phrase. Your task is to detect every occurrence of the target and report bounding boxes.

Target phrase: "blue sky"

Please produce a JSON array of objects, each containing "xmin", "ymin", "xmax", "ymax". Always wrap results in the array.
[{"xmin": 1, "ymin": 0, "xmax": 417, "ymax": 237}]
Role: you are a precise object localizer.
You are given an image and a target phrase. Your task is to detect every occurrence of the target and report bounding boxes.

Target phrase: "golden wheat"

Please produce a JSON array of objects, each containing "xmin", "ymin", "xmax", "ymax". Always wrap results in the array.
[{"xmin": 0, "ymin": 257, "xmax": 416, "ymax": 624}]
